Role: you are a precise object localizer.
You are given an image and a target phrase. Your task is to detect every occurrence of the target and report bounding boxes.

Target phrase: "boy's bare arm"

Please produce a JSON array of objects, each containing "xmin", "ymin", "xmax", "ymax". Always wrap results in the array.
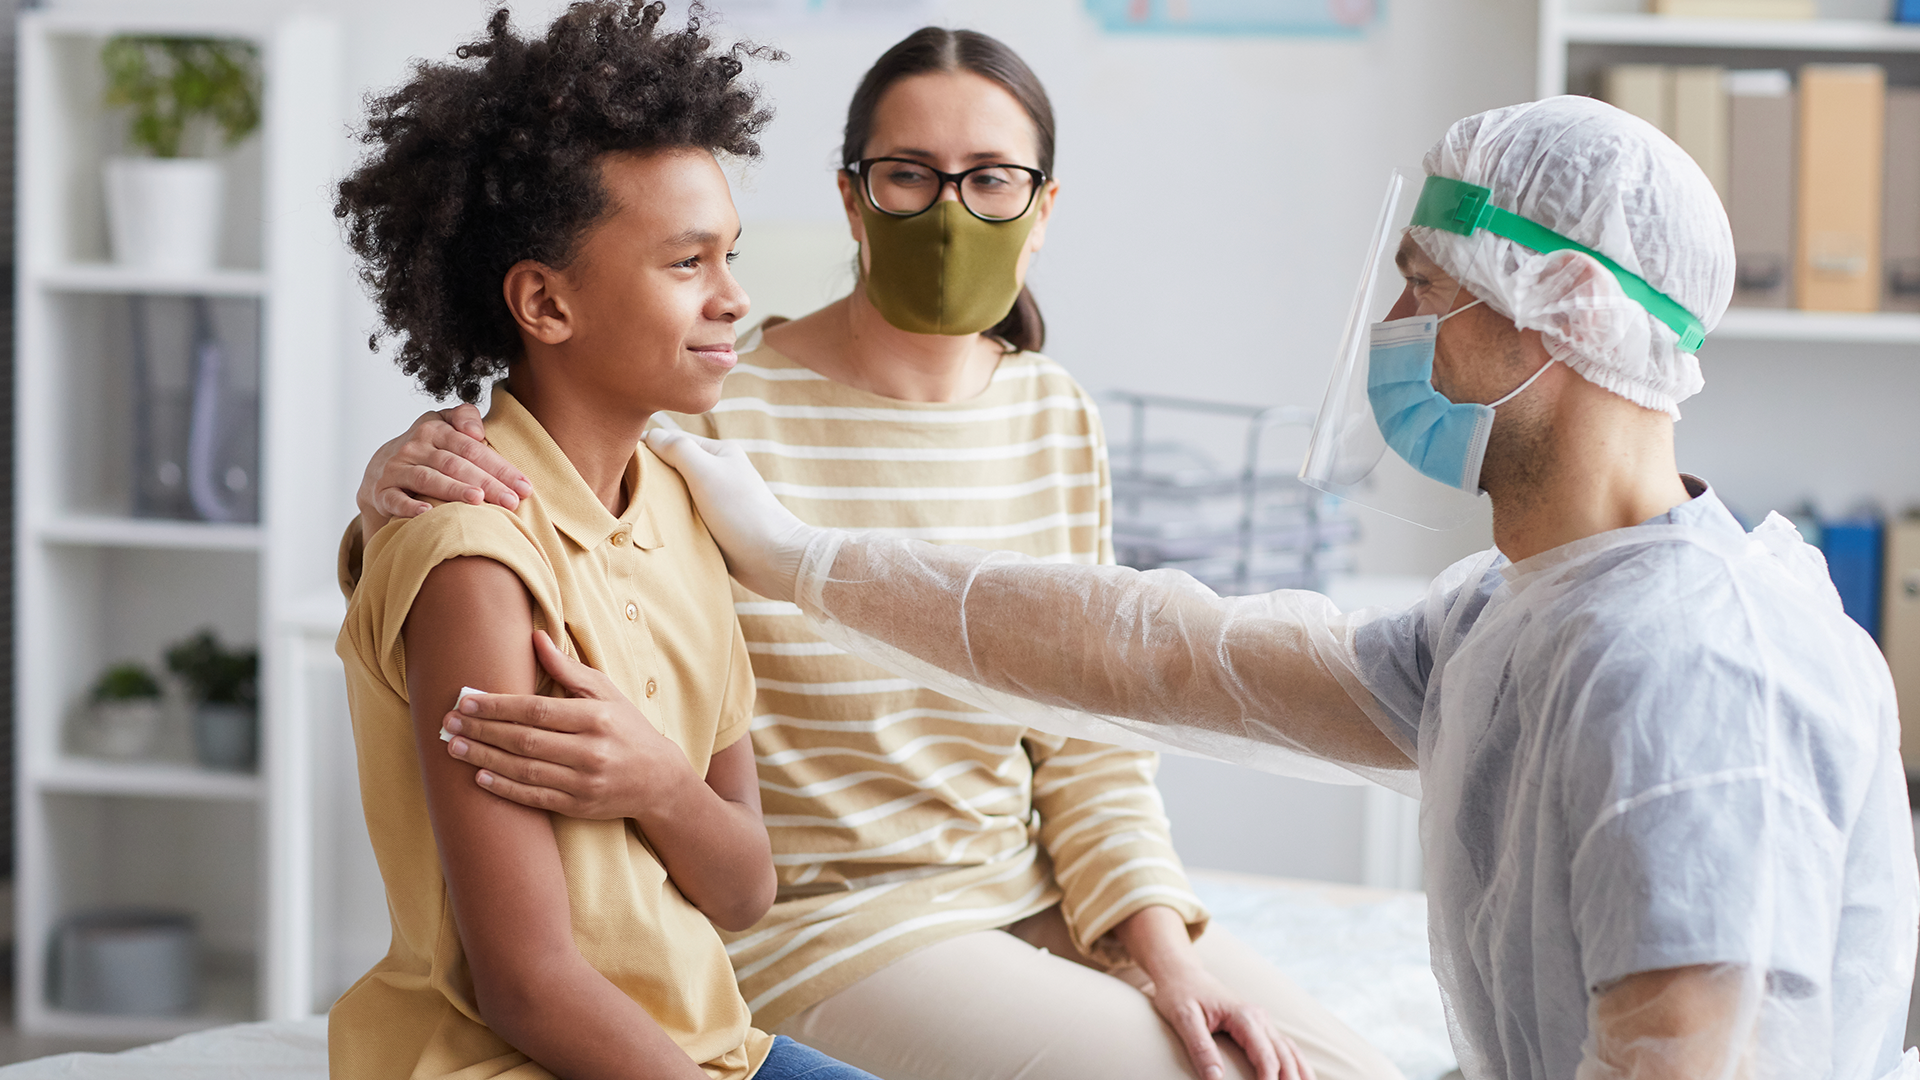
[
  {"xmin": 442, "ymin": 633, "xmax": 777, "ymax": 931},
  {"xmin": 405, "ymin": 556, "xmax": 706, "ymax": 1080}
]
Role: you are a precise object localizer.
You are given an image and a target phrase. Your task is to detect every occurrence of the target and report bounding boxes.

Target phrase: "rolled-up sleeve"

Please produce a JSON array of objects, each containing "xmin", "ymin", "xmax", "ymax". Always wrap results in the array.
[{"xmin": 1026, "ymin": 732, "xmax": 1207, "ymax": 965}]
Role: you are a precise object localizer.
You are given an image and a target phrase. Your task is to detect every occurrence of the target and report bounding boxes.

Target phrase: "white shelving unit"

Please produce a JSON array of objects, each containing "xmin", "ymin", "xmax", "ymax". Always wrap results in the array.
[
  {"xmin": 14, "ymin": 10, "xmax": 346, "ymax": 1037},
  {"xmin": 1539, "ymin": 2, "xmax": 1920, "ymax": 347}
]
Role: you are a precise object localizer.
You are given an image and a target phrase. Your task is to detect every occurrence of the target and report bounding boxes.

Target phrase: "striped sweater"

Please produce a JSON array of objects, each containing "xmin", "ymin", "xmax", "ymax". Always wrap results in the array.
[{"xmin": 663, "ymin": 330, "xmax": 1205, "ymax": 1028}]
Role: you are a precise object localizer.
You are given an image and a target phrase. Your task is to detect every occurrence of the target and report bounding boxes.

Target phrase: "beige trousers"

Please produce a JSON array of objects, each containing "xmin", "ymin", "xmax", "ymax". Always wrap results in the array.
[{"xmin": 772, "ymin": 907, "xmax": 1405, "ymax": 1080}]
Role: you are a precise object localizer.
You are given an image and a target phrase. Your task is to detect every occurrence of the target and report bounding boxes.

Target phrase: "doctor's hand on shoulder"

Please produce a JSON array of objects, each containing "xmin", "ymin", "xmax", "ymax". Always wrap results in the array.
[
  {"xmin": 355, "ymin": 404, "xmax": 531, "ymax": 540},
  {"xmin": 643, "ymin": 427, "xmax": 819, "ymax": 603}
]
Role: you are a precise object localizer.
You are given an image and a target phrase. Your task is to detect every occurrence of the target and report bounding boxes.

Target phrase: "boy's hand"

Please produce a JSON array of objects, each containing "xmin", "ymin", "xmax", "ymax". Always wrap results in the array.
[{"xmin": 444, "ymin": 630, "xmax": 680, "ymax": 820}]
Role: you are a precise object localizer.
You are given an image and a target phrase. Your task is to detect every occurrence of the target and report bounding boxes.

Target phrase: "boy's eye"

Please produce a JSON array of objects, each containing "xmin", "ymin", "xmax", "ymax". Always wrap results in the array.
[{"xmin": 726, "ymin": 251, "xmax": 739, "ymax": 264}]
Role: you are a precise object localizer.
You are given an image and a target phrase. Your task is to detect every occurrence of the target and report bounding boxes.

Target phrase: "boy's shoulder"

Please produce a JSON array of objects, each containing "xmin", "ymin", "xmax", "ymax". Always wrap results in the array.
[{"xmin": 344, "ymin": 500, "xmax": 559, "ymax": 681}]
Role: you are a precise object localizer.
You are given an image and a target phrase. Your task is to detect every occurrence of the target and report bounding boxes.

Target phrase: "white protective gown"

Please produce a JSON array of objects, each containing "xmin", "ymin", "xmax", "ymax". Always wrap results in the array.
[{"xmin": 785, "ymin": 478, "xmax": 1918, "ymax": 1079}]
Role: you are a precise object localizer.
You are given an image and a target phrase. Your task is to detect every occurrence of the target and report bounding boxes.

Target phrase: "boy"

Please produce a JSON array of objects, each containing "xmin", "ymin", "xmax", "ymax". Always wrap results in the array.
[{"xmin": 331, "ymin": 5, "xmax": 878, "ymax": 1078}]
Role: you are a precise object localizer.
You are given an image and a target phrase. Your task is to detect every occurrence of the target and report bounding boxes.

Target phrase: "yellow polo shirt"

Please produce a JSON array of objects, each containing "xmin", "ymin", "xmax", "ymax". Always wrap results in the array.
[{"xmin": 332, "ymin": 388, "xmax": 769, "ymax": 1080}]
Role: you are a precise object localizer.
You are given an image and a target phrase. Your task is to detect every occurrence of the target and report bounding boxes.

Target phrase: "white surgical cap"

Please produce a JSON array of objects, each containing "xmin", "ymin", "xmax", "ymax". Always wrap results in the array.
[{"xmin": 1414, "ymin": 96, "xmax": 1735, "ymax": 419}]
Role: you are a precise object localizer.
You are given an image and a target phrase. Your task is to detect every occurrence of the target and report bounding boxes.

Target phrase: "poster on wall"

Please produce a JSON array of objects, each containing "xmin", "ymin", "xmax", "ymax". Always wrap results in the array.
[
  {"xmin": 1084, "ymin": 0, "xmax": 1380, "ymax": 35},
  {"xmin": 717, "ymin": 0, "xmax": 936, "ymax": 21}
]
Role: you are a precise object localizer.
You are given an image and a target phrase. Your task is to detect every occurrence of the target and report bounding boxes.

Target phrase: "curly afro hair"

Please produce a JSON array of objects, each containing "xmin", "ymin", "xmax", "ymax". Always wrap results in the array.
[{"xmin": 335, "ymin": 2, "xmax": 779, "ymax": 403}]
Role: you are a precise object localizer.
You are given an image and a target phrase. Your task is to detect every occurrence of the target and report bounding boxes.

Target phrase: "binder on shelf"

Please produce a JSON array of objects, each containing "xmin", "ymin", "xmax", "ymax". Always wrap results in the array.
[
  {"xmin": 1602, "ymin": 64, "xmax": 1672, "ymax": 133},
  {"xmin": 1823, "ymin": 515, "xmax": 1885, "ymax": 641},
  {"xmin": 1883, "ymin": 89, "xmax": 1920, "ymax": 314},
  {"xmin": 1672, "ymin": 66, "xmax": 1729, "ymax": 204},
  {"xmin": 1883, "ymin": 515, "xmax": 1920, "ymax": 770},
  {"xmin": 1728, "ymin": 70, "xmax": 1795, "ymax": 309},
  {"xmin": 1898, "ymin": 0, "xmax": 1920, "ymax": 21},
  {"xmin": 1795, "ymin": 65, "xmax": 1885, "ymax": 313},
  {"xmin": 1651, "ymin": 0, "xmax": 1814, "ymax": 15}
]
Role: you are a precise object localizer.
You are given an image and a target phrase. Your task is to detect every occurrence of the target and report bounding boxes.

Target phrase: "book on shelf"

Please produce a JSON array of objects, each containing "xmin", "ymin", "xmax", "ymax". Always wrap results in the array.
[
  {"xmin": 1651, "ymin": 0, "xmax": 1815, "ymax": 16},
  {"xmin": 1602, "ymin": 64, "xmax": 1671, "ymax": 132},
  {"xmin": 1882, "ymin": 515, "xmax": 1920, "ymax": 769},
  {"xmin": 1883, "ymin": 88, "xmax": 1920, "ymax": 313},
  {"xmin": 1601, "ymin": 62, "xmax": 1913, "ymax": 315},
  {"xmin": 1727, "ymin": 70, "xmax": 1794, "ymax": 308},
  {"xmin": 1796, "ymin": 64, "xmax": 1884, "ymax": 313},
  {"xmin": 1824, "ymin": 515, "xmax": 1885, "ymax": 642},
  {"xmin": 1672, "ymin": 66, "xmax": 1729, "ymax": 203}
]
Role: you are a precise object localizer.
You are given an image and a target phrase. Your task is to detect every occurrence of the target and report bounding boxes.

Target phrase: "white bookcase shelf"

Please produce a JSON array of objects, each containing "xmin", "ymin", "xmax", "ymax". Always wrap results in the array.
[
  {"xmin": 35, "ymin": 264, "xmax": 270, "ymax": 298},
  {"xmin": 1562, "ymin": 12, "xmax": 1920, "ymax": 50},
  {"xmin": 1711, "ymin": 308, "xmax": 1920, "ymax": 342},
  {"xmin": 35, "ymin": 759, "xmax": 262, "ymax": 801},
  {"xmin": 37, "ymin": 516, "xmax": 265, "ymax": 552},
  {"xmin": 1542, "ymin": 2, "xmax": 1920, "ymax": 346},
  {"xmin": 14, "ymin": 10, "xmax": 347, "ymax": 1036}
]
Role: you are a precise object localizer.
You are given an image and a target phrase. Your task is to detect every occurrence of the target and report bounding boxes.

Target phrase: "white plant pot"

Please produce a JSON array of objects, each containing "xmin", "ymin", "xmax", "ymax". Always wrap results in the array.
[
  {"xmin": 102, "ymin": 157, "xmax": 226, "ymax": 272},
  {"xmin": 85, "ymin": 699, "xmax": 163, "ymax": 760}
]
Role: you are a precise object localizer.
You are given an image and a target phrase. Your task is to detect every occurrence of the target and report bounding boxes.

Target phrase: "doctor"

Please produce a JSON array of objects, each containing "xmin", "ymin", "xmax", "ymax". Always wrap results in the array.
[{"xmin": 644, "ymin": 98, "xmax": 1920, "ymax": 1079}]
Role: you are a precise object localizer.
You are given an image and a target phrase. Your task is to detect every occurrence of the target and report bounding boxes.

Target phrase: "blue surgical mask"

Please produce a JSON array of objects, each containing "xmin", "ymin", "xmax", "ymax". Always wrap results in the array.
[{"xmin": 1366, "ymin": 301, "xmax": 1555, "ymax": 493}]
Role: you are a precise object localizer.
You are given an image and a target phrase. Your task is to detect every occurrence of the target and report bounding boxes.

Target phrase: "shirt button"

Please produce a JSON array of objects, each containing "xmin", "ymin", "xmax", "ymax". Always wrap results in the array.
[
  {"xmin": 645, "ymin": 678, "xmax": 658, "ymax": 698},
  {"xmin": 625, "ymin": 602, "xmax": 638, "ymax": 621},
  {"xmin": 612, "ymin": 532, "xmax": 627, "ymax": 547}
]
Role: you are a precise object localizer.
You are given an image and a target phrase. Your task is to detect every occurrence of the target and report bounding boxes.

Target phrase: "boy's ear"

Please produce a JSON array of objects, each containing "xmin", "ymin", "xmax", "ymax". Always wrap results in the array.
[{"xmin": 503, "ymin": 260, "xmax": 574, "ymax": 346}]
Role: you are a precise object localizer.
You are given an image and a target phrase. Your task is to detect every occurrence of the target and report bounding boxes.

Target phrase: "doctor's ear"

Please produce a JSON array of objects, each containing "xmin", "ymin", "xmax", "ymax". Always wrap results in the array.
[
  {"xmin": 1532, "ymin": 249, "xmax": 1635, "ymax": 358},
  {"xmin": 502, "ymin": 260, "xmax": 575, "ymax": 346}
]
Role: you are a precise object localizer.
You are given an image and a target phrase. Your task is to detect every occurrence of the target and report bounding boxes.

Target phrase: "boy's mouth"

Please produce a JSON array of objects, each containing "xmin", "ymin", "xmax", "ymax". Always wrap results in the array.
[{"xmin": 688, "ymin": 343, "xmax": 738, "ymax": 371}]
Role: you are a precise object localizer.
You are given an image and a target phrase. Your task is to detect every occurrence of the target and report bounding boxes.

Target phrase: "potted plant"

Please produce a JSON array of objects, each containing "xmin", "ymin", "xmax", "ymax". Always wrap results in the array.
[
  {"xmin": 99, "ymin": 36, "xmax": 261, "ymax": 272},
  {"xmin": 164, "ymin": 629, "xmax": 258, "ymax": 771},
  {"xmin": 83, "ymin": 662, "xmax": 164, "ymax": 760}
]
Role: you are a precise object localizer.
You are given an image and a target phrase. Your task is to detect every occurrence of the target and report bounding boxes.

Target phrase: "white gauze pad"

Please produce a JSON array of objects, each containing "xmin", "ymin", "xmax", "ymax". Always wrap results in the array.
[{"xmin": 440, "ymin": 686, "xmax": 485, "ymax": 742}]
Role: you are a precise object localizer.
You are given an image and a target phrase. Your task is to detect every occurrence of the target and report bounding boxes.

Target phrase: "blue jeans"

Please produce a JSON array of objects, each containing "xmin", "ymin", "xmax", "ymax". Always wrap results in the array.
[{"xmin": 753, "ymin": 1035, "xmax": 883, "ymax": 1080}]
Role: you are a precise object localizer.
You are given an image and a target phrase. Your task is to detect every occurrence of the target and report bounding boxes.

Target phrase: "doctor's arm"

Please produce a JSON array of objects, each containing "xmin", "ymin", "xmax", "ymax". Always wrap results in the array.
[
  {"xmin": 645, "ymin": 428, "xmax": 1411, "ymax": 771},
  {"xmin": 1580, "ymin": 965, "xmax": 1754, "ymax": 1080}
]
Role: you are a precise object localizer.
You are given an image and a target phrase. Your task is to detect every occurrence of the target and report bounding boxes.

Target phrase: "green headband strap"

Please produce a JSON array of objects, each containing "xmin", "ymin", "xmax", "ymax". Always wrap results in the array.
[{"xmin": 1409, "ymin": 174, "xmax": 1707, "ymax": 353}]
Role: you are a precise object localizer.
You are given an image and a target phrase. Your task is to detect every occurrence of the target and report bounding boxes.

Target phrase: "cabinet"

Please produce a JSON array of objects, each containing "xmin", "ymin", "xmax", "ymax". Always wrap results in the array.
[
  {"xmin": 1538, "ymin": 0, "xmax": 1920, "ymax": 342},
  {"xmin": 13, "ymin": 9, "xmax": 346, "ymax": 1036}
]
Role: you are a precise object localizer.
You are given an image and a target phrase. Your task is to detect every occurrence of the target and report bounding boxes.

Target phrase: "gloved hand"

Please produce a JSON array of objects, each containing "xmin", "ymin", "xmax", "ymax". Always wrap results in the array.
[{"xmin": 644, "ymin": 428, "xmax": 818, "ymax": 603}]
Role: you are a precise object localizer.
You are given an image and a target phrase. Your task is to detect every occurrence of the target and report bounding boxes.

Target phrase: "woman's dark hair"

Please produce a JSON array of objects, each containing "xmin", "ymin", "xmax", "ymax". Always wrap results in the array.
[
  {"xmin": 841, "ymin": 28, "xmax": 1055, "ymax": 354},
  {"xmin": 335, "ymin": 2, "xmax": 779, "ymax": 403}
]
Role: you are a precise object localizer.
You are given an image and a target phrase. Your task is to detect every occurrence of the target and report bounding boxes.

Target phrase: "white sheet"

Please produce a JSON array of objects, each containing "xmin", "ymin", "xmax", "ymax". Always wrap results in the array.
[{"xmin": 0, "ymin": 874, "xmax": 1457, "ymax": 1080}]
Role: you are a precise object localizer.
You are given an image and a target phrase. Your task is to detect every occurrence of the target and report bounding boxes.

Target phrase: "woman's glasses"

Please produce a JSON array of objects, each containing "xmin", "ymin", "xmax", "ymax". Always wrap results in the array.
[{"xmin": 849, "ymin": 157, "xmax": 1047, "ymax": 222}]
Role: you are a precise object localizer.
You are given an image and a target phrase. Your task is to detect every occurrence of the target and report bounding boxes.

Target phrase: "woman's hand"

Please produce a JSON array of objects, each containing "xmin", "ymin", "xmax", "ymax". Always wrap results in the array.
[
  {"xmin": 1116, "ymin": 906, "xmax": 1316, "ymax": 1080},
  {"xmin": 357, "ymin": 404, "xmax": 532, "ymax": 539},
  {"xmin": 443, "ymin": 631, "xmax": 682, "ymax": 821},
  {"xmin": 643, "ymin": 428, "xmax": 819, "ymax": 603}
]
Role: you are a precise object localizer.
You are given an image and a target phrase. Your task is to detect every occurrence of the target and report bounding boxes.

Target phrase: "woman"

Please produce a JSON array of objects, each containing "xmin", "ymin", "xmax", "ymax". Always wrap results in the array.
[{"xmin": 352, "ymin": 28, "xmax": 1399, "ymax": 1080}]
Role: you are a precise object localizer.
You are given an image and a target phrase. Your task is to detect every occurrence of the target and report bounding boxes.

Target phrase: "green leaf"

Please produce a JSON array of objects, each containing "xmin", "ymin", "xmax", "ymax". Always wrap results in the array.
[
  {"xmin": 100, "ymin": 35, "xmax": 261, "ymax": 159},
  {"xmin": 92, "ymin": 662, "xmax": 162, "ymax": 702}
]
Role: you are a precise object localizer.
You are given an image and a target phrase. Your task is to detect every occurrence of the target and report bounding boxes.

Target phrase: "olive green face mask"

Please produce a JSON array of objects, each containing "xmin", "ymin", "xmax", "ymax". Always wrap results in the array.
[{"xmin": 858, "ymin": 198, "xmax": 1039, "ymax": 336}]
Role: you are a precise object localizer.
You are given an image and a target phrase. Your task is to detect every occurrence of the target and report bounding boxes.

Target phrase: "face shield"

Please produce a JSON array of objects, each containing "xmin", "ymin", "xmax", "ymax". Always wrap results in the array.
[
  {"xmin": 1300, "ymin": 170, "xmax": 1709, "ymax": 530},
  {"xmin": 1300, "ymin": 169, "xmax": 1481, "ymax": 529}
]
